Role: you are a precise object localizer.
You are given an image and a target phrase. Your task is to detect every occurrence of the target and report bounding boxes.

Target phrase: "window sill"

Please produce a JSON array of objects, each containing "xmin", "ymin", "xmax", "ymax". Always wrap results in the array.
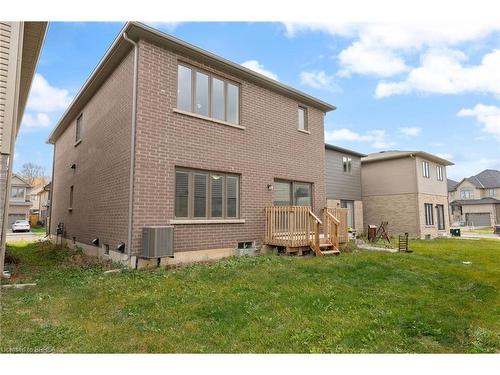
[
  {"xmin": 173, "ymin": 108, "xmax": 245, "ymax": 130},
  {"xmin": 298, "ymin": 128, "xmax": 310, "ymax": 135},
  {"xmin": 74, "ymin": 139, "xmax": 82, "ymax": 147},
  {"xmin": 170, "ymin": 219, "xmax": 245, "ymax": 225}
]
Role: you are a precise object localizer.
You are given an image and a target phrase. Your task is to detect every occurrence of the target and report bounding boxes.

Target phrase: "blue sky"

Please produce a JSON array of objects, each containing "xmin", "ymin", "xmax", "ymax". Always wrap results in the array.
[{"xmin": 16, "ymin": 22, "xmax": 500, "ymax": 180}]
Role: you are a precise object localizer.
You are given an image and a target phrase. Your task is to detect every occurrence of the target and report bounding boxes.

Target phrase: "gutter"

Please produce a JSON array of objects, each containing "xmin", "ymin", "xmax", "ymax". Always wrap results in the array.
[{"xmin": 122, "ymin": 32, "xmax": 138, "ymax": 266}]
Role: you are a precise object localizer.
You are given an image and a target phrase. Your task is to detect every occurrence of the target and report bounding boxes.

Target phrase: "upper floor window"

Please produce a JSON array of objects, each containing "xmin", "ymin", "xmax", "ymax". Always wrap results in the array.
[
  {"xmin": 343, "ymin": 156, "xmax": 352, "ymax": 174},
  {"xmin": 75, "ymin": 114, "xmax": 82, "ymax": 143},
  {"xmin": 488, "ymin": 189, "xmax": 495, "ymax": 196},
  {"xmin": 298, "ymin": 106, "xmax": 308, "ymax": 131},
  {"xmin": 460, "ymin": 188, "xmax": 473, "ymax": 199},
  {"xmin": 11, "ymin": 187, "xmax": 25, "ymax": 199},
  {"xmin": 175, "ymin": 168, "xmax": 240, "ymax": 219},
  {"xmin": 176, "ymin": 64, "xmax": 240, "ymax": 125},
  {"xmin": 422, "ymin": 161, "xmax": 430, "ymax": 178},
  {"xmin": 436, "ymin": 165, "xmax": 443, "ymax": 181}
]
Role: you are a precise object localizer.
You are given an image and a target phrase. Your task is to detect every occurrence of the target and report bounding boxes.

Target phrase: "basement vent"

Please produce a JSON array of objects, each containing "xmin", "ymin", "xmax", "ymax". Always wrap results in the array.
[{"xmin": 141, "ymin": 226, "xmax": 174, "ymax": 258}]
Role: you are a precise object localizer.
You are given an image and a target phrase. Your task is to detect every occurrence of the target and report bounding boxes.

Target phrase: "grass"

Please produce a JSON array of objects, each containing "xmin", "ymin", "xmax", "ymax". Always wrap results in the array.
[
  {"xmin": 29, "ymin": 226, "xmax": 47, "ymax": 235},
  {"xmin": 1, "ymin": 238, "xmax": 499, "ymax": 353},
  {"xmin": 463, "ymin": 227, "xmax": 494, "ymax": 235}
]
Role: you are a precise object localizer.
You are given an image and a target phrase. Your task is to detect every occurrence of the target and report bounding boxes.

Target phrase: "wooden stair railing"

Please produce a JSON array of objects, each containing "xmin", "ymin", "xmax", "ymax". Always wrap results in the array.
[
  {"xmin": 324, "ymin": 210, "xmax": 340, "ymax": 253},
  {"xmin": 308, "ymin": 210, "xmax": 323, "ymax": 256}
]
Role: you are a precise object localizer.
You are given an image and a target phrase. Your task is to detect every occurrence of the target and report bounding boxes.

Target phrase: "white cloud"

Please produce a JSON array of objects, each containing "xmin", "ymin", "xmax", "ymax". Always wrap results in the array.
[
  {"xmin": 398, "ymin": 126, "xmax": 422, "ymax": 137},
  {"xmin": 375, "ymin": 48, "xmax": 500, "ymax": 98},
  {"xmin": 21, "ymin": 113, "xmax": 50, "ymax": 129},
  {"xmin": 457, "ymin": 104, "xmax": 500, "ymax": 140},
  {"xmin": 338, "ymin": 42, "xmax": 409, "ymax": 77},
  {"xmin": 325, "ymin": 128, "xmax": 395, "ymax": 149},
  {"xmin": 241, "ymin": 60, "xmax": 278, "ymax": 81},
  {"xmin": 299, "ymin": 70, "xmax": 340, "ymax": 91},
  {"xmin": 27, "ymin": 73, "xmax": 72, "ymax": 112}
]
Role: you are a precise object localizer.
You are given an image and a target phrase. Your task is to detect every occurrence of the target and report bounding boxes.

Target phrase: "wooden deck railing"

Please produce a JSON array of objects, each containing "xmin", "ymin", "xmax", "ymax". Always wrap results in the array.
[
  {"xmin": 264, "ymin": 206, "xmax": 322, "ymax": 254},
  {"xmin": 324, "ymin": 210, "xmax": 340, "ymax": 250},
  {"xmin": 324, "ymin": 207, "xmax": 349, "ymax": 243}
]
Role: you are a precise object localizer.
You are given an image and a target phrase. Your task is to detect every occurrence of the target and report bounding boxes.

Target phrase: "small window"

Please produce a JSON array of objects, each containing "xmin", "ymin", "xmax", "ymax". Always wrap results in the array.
[
  {"xmin": 75, "ymin": 114, "xmax": 82, "ymax": 143},
  {"xmin": 11, "ymin": 187, "xmax": 25, "ymax": 199},
  {"xmin": 226, "ymin": 176, "xmax": 239, "ymax": 218},
  {"xmin": 342, "ymin": 156, "xmax": 352, "ymax": 173},
  {"xmin": 488, "ymin": 189, "xmax": 495, "ymax": 196},
  {"xmin": 210, "ymin": 174, "xmax": 224, "ymax": 218},
  {"xmin": 424, "ymin": 203, "xmax": 434, "ymax": 226},
  {"xmin": 436, "ymin": 165, "xmax": 443, "ymax": 181},
  {"xmin": 422, "ymin": 161, "xmax": 430, "ymax": 178},
  {"xmin": 69, "ymin": 185, "xmax": 74, "ymax": 209},
  {"xmin": 211, "ymin": 77, "xmax": 225, "ymax": 121},
  {"xmin": 175, "ymin": 171, "xmax": 189, "ymax": 218},
  {"xmin": 298, "ymin": 106, "xmax": 307, "ymax": 131},
  {"xmin": 193, "ymin": 173, "xmax": 208, "ymax": 218},
  {"xmin": 460, "ymin": 188, "xmax": 473, "ymax": 199}
]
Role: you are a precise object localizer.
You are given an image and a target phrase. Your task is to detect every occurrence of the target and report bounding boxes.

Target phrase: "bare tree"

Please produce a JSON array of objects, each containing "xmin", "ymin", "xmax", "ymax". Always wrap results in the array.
[{"xmin": 19, "ymin": 162, "xmax": 46, "ymax": 186}]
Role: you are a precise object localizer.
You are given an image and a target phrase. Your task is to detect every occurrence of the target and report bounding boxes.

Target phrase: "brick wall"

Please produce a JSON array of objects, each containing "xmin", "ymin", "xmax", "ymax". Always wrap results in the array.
[
  {"xmin": 50, "ymin": 50, "xmax": 134, "ymax": 250},
  {"xmin": 131, "ymin": 39, "xmax": 327, "ymax": 253}
]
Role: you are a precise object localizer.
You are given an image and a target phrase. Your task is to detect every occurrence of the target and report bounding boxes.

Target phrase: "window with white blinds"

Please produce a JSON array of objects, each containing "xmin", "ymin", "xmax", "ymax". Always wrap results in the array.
[{"xmin": 175, "ymin": 168, "xmax": 240, "ymax": 219}]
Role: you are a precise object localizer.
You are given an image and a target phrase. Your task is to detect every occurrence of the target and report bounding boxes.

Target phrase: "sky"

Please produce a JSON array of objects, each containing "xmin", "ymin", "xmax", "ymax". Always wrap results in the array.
[{"xmin": 15, "ymin": 21, "xmax": 500, "ymax": 181}]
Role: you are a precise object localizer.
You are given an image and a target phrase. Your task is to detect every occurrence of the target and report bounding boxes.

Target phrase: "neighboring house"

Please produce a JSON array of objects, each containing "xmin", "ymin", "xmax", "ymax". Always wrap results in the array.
[
  {"xmin": 0, "ymin": 22, "xmax": 47, "ymax": 274},
  {"xmin": 38, "ymin": 182, "xmax": 51, "ymax": 226},
  {"xmin": 361, "ymin": 151, "xmax": 453, "ymax": 239},
  {"xmin": 448, "ymin": 169, "xmax": 500, "ymax": 227},
  {"xmin": 8, "ymin": 174, "xmax": 32, "ymax": 227},
  {"xmin": 47, "ymin": 22, "xmax": 335, "ymax": 266},
  {"xmin": 324, "ymin": 143, "xmax": 366, "ymax": 233}
]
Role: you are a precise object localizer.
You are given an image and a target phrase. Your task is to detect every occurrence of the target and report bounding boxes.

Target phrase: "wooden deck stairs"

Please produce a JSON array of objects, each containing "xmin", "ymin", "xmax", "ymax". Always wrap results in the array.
[{"xmin": 264, "ymin": 206, "xmax": 347, "ymax": 256}]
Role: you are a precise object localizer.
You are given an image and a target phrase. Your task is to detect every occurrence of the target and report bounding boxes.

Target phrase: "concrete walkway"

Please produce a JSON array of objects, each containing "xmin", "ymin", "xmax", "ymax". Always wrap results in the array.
[
  {"xmin": 357, "ymin": 244, "xmax": 398, "ymax": 253},
  {"xmin": 6, "ymin": 231, "xmax": 46, "ymax": 243}
]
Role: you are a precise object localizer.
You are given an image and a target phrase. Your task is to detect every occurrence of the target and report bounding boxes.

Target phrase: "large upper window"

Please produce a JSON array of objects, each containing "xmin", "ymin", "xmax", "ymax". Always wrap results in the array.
[
  {"xmin": 176, "ymin": 64, "xmax": 240, "ymax": 125},
  {"xmin": 11, "ymin": 187, "xmax": 25, "ymax": 199},
  {"xmin": 460, "ymin": 188, "xmax": 474, "ymax": 199},
  {"xmin": 175, "ymin": 168, "xmax": 240, "ymax": 219},
  {"xmin": 298, "ymin": 106, "xmax": 308, "ymax": 131},
  {"xmin": 273, "ymin": 180, "xmax": 312, "ymax": 207},
  {"xmin": 422, "ymin": 161, "xmax": 430, "ymax": 178}
]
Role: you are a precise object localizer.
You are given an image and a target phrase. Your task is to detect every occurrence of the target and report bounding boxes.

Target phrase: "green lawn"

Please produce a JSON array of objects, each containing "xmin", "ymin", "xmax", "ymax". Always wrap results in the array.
[
  {"xmin": 1, "ymin": 239, "xmax": 499, "ymax": 353},
  {"xmin": 29, "ymin": 226, "xmax": 47, "ymax": 235},
  {"xmin": 464, "ymin": 227, "xmax": 494, "ymax": 235}
]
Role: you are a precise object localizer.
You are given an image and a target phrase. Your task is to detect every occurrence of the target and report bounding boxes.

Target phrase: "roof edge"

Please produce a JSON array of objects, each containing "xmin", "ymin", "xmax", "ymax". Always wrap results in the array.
[
  {"xmin": 361, "ymin": 151, "xmax": 454, "ymax": 166},
  {"xmin": 325, "ymin": 143, "xmax": 366, "ymax": 157}
]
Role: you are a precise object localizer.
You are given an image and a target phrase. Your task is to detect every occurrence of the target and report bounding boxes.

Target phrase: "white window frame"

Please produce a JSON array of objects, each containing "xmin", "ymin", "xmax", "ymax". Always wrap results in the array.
[
  {"xmin": 424, "ymin": 203, "xmax": 434, "ymax": 226},
  {"xmin": 422, "ymin": 161, "xmax": 430, "ymax": 178},
  {"xmin": 436, "ymin": 165, "xmax": 443, "ymax": 181},
  {"xmin": 342, "ymin": 156, "xmax": 352, "ymax": 174}
]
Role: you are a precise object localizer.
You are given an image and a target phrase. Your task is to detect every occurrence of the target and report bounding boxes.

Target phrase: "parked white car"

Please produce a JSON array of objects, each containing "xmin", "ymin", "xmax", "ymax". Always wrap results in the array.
[{"xmin": 12, "ymin": 220, "xmax": 30, "ymax": 232}]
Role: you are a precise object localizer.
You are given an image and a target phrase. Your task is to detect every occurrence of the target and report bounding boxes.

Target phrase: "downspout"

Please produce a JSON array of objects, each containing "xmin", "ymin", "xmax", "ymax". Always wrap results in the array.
[{"xmin": 122, "ymin": 32, "xmax": 138, "ymax": 267}]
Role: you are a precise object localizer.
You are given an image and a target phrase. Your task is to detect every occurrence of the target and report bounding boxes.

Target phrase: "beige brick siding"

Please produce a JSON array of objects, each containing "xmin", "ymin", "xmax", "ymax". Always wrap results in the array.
[
  {"xmin": 131, "ymin": 39, "xmax": 326, "ymax": 254},
  {"xmin": 363, "ymin": 193, "xmax": 420, "ymax": 238},
  {"xmin": 417, "ymin": 193, "xmax": 450, "ymax": 238},
  {"xmin": 50, "ymin": 50, "xmax": 134, "ymax": 250}
]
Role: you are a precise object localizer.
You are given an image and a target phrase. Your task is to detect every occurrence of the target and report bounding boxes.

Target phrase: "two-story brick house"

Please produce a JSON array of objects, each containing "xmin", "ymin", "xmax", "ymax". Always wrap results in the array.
[
  {"xmin": 448, "ymin": 169, "xmax": 500, "ymax": 227},
  {"xmin": 48, "ymin": 22, "xmax": 335, "ymax": 267},
  {"xmin": 361, "ymin": 151, "xmax": 453, "ymax": 239}
]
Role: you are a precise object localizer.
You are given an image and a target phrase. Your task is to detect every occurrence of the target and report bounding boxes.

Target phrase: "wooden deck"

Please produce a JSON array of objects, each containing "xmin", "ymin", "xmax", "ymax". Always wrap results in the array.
[{"xmin": 264, "ymin": 206, "xmax": 348, "ymax": 256}]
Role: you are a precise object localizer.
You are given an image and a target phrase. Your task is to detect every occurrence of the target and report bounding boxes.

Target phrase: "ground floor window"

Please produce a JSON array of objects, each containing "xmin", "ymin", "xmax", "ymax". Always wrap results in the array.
[
  {"xmin": 273, "ymin": 179, "xmax": 312, "ymax": 207},
  {"xmin": 424, "ymin": 203, "xmax": 434, "ymax": 226},
  {"xmin": 436, "ymin": 204, "xmax": 445, "ymax": 230},
  {"xmin": 340, "ymin": 200, "xmax": 354, "ymax": 228},
  {"xmin": 175, "ymin": 168, "xmax": 240, "ymax": 219}
]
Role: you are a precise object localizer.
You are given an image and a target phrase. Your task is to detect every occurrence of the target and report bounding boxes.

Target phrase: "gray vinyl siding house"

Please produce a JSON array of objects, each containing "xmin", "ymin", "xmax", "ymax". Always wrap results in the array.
[{"xmin": 325, "ymin": 144, "xmax": 366, "ymax": 232}]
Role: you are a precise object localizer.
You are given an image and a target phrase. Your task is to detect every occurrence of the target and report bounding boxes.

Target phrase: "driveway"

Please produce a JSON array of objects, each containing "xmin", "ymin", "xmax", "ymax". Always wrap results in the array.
[{"xmin": 6, "ymin": 231, "xmax": 47, "ymax": 243}]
